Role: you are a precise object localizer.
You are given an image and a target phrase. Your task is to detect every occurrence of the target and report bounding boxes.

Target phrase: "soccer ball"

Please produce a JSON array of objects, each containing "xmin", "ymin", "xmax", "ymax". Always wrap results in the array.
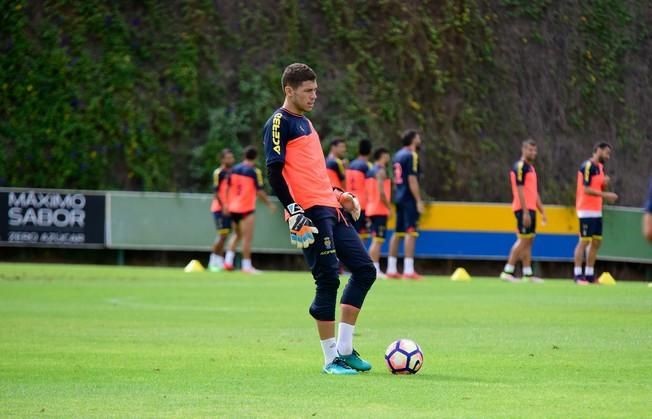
[{"xmin": 384, "ymin": 339, "xmax": 423, "ymax": 374}]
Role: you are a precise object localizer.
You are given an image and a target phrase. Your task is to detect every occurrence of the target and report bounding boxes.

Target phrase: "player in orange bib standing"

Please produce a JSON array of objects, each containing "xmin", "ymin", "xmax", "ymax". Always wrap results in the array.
[
  {"xmin": 223, "ymin": 145, "xmax": 276, "ymax": 274},
  {"xmin": 500, "ymin": 139, "xmax": 547, "ymax": 283},
  {"xmin": 365, "ymin": 147, "xmax": 392, "ymax": 278},
  {"xmin": 573, "ymin": 142, "xmax": 618, "ymax": 284},
  {"xmin": 345, "ymin": 139, "xmax": 373, "ymax": 240},
  {"xmin": 325, "ymin": 139, "xmax": 347, "ymax": 190},
  {"xmin": 208, "ymin": 148, "xmax": 235, "ymax": 272},
  {"xmin": 263, "ymin": 63, "xmax": 376, "ymax": 375}
]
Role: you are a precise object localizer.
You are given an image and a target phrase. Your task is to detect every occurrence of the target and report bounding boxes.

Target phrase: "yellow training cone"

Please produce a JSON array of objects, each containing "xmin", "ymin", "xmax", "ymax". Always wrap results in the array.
[
  {"xmin": 598, "ymin": 272, "xmax": 616, "ymax": 285},
  {"xmin": 451, "ymin": 267, "xmax": 471, "ymax": 281},
  {"xmin": 184, "ymin": 259, "xmax": 206, "ymax": 273}
]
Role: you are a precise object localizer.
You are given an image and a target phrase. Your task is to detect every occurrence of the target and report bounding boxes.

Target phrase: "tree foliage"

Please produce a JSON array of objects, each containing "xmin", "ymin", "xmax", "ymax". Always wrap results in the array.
[{"xmin": 1, "ymin": 0, "xmax": 650, "ymax": 205}]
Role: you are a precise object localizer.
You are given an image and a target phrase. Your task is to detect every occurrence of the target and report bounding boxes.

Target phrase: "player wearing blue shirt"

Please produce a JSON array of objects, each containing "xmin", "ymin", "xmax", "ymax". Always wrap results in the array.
[{"xmin": 386, "ymin": 129, "xmax": 424, "ymax": 280}]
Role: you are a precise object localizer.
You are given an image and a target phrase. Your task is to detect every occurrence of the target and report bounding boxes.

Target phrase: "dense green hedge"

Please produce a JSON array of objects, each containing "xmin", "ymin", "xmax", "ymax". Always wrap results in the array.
[{"xmin": 1, "ymin": 1, "xmax": 649, "ymax": 205}]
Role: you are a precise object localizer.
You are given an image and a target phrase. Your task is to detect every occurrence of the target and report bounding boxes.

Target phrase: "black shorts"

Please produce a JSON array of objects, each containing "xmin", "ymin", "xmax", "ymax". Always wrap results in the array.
[
  {"xmin": 579, "ymin": 217, "xmax": 603, "ymax": 240},
  {"xmin": 352, "ymin": 210, "xmax": 370, "ymax": 238},
  {"xmin": 395, "ymin": 200, "xmax": 419, "ymax": 236},
  {"xmin": 369, "ymin": 215, "xmax": 388, "ymax": 242},
  {"xmin": 515, "ymin": 209, "xmax": 536, "ymax": 237},
  {"xmin": 212, "ymin": 211, "xmax": 232, "ymax": 235},
  {"xmin": 231, "ymin": 211, "xmax": 254, "ymax": 224}
]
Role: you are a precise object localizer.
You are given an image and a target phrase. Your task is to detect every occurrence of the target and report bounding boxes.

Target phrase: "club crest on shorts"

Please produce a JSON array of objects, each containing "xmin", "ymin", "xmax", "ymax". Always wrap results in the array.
[{"xmin": 323, "ymin": 236, "xmax": 332, "ymax": 249}]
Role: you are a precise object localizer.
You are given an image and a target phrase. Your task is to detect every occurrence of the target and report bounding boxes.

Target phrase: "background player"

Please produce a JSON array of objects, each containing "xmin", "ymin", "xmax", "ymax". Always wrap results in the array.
[
  {"xmin": 386, "ymin": 129, "xmax": 424, "ymax": 280},
  {"xmin": 644, "ymin": 178, "xmax": 652, "ymax": 242},
  {"xmin": 325, "ymin": 138, "xmax": 347, "ymax": 190},
  {"xmin": 573, "ymin": 142, "xmax": 618, "ymax": 284},
  {"xmin": 345, "ymin": 139, "xmax": 373, "ymax": 239},
  {"xmin": 264, "ymin": 63, "xmax": 376, "ymax": 375},
  {"xmin": 223, "ymin": 145, "xmax": 276, "ymax": 274},
  {"xmin": 365, "ymin": 147, "xmax": 392, "ymax": 278},
  {"xmin": 208, "ymin": 148, "xmax": 235, "ymax": 272},
  {"xmin": 500, "ymin": 139, "xmax": 547, "ymax": 283}
]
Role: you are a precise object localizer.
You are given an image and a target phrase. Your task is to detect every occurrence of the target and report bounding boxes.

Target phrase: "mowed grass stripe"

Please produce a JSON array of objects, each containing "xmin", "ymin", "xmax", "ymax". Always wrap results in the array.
[{"xmin": 0, "ymin": 263, "xmax": 651, "ymax": 418}]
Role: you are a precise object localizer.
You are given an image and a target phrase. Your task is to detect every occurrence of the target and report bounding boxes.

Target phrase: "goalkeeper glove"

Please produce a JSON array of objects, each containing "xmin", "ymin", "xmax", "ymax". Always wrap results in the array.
[{"xmin": 286, "ymin": 203, "xmax": 319, "ymax": 248}]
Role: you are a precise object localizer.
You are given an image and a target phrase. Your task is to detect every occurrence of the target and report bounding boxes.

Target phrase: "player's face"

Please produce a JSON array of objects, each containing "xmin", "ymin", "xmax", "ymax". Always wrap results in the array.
[
  {"xmin": 597, "ymin": 147, "xmax": 611, "ymax": 163},
  {"xmin": 414, "ymin": 134, "xmax": 422, "ymax": 151},
  {"xmin": 333, "ymin": 142, "xmax": 347, "ymax": 158},
  {"xmin": 222, "ymin": 152, "xmax": 235, "ymax": 168},
  {"xmin": 379, "ymin": 153, "xmax": 390, "ymax": 166},
  {"xmin": 523, "ymin": 144, "xmax": 537, "ymax": 162},
  {"xmin": 289, "ymin": 80, "xmax": 318, "ymax": 113}
]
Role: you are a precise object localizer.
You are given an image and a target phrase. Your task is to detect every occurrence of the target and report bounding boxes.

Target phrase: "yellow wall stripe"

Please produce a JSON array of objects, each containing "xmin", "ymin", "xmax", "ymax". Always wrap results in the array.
[{"xmin": 388, "ymin": 202, "xmax": 578, "ymax": 235}]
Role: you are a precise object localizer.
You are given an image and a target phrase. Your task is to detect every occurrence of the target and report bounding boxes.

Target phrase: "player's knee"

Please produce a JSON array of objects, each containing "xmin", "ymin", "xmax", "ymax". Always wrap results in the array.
[
  {"xmin": 308, "ymin": 301, "xmax": 336, "ymax": 321},
  {"xmin": 309, "ymin": 281, "xmax": 339, "ymax": 321},
  {"xmin": 340, "ymin": 261, "xmax": 376, "ymax": 308},
  {"xmin": 353, "ymin": 261, "xmax": 376, "ymax": 289}
]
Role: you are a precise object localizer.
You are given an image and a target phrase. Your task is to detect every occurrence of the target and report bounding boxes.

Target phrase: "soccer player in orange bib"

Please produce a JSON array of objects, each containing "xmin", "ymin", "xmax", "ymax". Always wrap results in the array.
[
  {"xmin": 208, "ymin": 148, "xmax": 235, "ymax": 272},
  {"xmin": 223, "ymin": 145, "xmax": 276, "ymax": 274},
  {"xmin": 325, "ymin": 138, "xmax": 347, "ymax": 190},
  {"xmin": 345, "ymin": 139, "xmax": 373, "ymax": 239},
  {"xmin": 263, "ymin": 63, "xmax": 376, "ymax": 375},
  {"xmin": 365, "ymin": 147, "xmax": 392, "ymax": 278},
  {"xmin": 573, "ymin": 142, "xmax": 618, "ymax": 284},
  {"xmin": 500, "ymin": 139, "xmax": 547, "ymax": 283}
]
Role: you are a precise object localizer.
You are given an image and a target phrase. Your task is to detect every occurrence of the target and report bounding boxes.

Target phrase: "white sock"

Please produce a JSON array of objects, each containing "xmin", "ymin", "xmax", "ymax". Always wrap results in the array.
[
  {"xmin": 336, "ymin": 323, "xmax": 355, "ymax": 356},
  {"xmin": 242, "ymin": 258, "xmax": 252, "ymax": 270},
  {"xmin": 373, "ymin": 262, "xmax": 380, "ymax": 272},
  {"xmin": 404, "ymin": 258, "xmax": 414, "ymax": 275},
  {"xmin": 387, "ymin": 256, "xmax": 398, "ymax": 273},
  {"xmin": 209, "ymin": 254, "xmax": 223, "ymax": 268},
  {"xmin": 504, "ymin": 264, "xmax": 515, "ymax": 273},
  {"xmin": 585, "ymin": 266, "xmax": 594, "ymax": 276},
  {"xmin": 224, "ymin": 250, "xmax": 235, "ymax": 265},
  {"xmin": 574, "ymin": 266, "xmax": 583, "ymax": 276},
  {"xmin": 523, "ymin": 266, "xmax": 533, "ymax": 276},
  {"xmin": 320, "ymin": 337, "xmax": 337, "ymax": 366}
]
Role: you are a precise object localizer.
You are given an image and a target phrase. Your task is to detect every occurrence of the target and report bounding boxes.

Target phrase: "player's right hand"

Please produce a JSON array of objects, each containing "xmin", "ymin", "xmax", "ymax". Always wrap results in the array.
[
  {"xmin": 523, "ymin": 211, "xmax": 532, "ymax": 228},
  {"xmin": 604, "ymin": 192, "xmax": 618, "ymax": 204},
  {"xmin": 286, "ymin": 203, "xmax": 319, "ymax": 248}
]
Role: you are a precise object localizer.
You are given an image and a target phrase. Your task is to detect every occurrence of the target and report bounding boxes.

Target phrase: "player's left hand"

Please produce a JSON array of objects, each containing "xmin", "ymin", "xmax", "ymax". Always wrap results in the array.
[
  {"xmin": 267, "ymin": 202, "xmax": 277, "ymax": 213},
  {"xmin": 339, "ymin": 192, "xmax": 361, "ymax": 221},
  {"xmin": 541, "ymin": 213, "xmax": 548, "ymax": 226}
]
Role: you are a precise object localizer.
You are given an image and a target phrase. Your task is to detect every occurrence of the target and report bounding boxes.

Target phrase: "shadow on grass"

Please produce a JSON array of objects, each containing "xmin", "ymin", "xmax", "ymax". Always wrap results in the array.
[{"xmin": 360, "ymin": 371, "xmax": 497, "ymax": 384}]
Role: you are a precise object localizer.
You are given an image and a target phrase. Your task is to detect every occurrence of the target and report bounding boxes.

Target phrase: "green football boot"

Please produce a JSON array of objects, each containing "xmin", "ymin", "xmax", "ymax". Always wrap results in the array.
[
  {"xmin": 323, "ymin": 357, "xmax": 358, "ymax": 375},
  {"xmin": 338, "ymin": 349, "xmax": 372, "ymax": 372}
]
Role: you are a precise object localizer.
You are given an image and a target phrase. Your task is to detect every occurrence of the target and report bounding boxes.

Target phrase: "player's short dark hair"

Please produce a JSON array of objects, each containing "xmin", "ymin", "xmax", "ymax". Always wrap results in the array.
[
  {"xmin": 373, "ymin": 147, "xmax": 389, "ymax": 161},
  {"xmin": 220, "ymin": 148, "xmax": 233, "ymax": 159},
  {"xmin": 358, "ymin": 139, "xmax": 372, "ymax": 156},
  {"xmin": 522, "ymin": 138, "xmax": 537, "ymax": 147},
  {"xmin": 401, "ymin": 129, "xmax": 419, "ymax": 146},
  {"xmin": 244, "ymin": 145, "xmax": 257, "ymax": 160},
  {"xmin": 329, "ymin": 138, "xmax": 345, "ymax": 149},
  {"xmin": 281, "ymin": 63, "xmax": 316, "ymax": 90},
  {"xmin": 594, "ymin": 142, "xmax": 612, "ymax": 152}
]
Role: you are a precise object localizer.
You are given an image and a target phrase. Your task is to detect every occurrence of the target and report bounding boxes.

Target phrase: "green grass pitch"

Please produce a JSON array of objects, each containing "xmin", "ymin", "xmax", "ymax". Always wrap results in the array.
[{"xmin": 1, "ymin": 263, "xmax": 651, "ymax": 418}]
